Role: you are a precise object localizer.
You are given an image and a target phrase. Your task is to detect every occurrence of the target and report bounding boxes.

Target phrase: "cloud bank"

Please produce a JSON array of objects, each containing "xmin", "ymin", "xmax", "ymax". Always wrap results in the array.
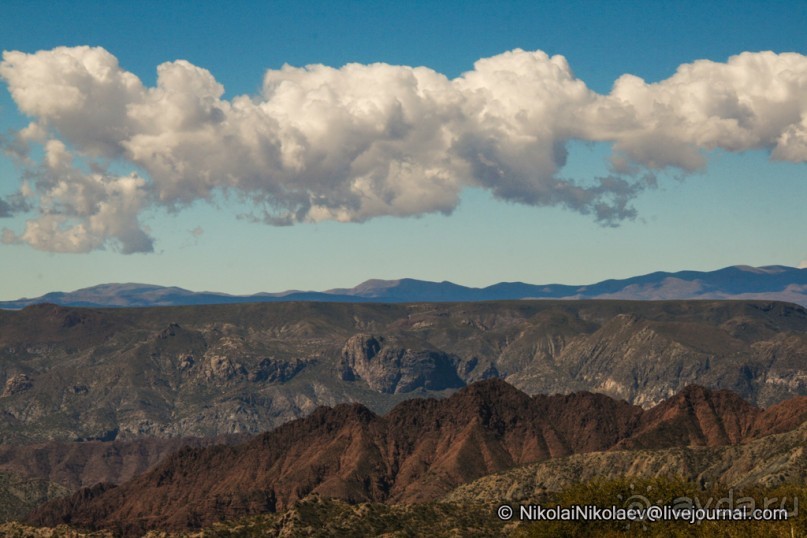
[{"xmin": 1, "ymin": 47, "xmax": 806, "ymax": 253}]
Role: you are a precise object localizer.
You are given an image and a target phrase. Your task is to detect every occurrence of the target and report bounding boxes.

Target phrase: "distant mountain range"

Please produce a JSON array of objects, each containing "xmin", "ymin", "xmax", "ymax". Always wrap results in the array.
[{"xmin": 2, "ymin": 265, "xmax": 806, "ymax": 309}]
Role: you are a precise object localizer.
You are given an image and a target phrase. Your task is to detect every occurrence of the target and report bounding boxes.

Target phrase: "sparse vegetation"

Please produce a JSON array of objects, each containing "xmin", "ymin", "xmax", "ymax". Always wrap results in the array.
[{"xmin": 12, "ymin": 480, "xmax": 800, "ymax": 537}]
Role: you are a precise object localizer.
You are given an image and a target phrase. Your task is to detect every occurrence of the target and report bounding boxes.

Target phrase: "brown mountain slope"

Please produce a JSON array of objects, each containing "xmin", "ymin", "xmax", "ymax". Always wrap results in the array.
[
  {"xmin": 612, "ymin": 385, "xmax": 760, "ymax": 449},
  {"xmin": 446, "ymin": 421, "xmax": 807, "ymax": 505},
  {"xmin": 748, "ymin": 394, "xmax": 807, "ymax": 438},
  {"xmin": 27, "ymin": 380, "xmax": 807, "ymax": 535}
]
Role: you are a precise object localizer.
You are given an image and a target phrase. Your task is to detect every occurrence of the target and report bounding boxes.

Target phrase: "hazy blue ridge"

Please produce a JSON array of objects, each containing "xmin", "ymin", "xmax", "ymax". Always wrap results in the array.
[{"xmin": 1, "ymin": 265, "xmax": 805, "ymax": 309}]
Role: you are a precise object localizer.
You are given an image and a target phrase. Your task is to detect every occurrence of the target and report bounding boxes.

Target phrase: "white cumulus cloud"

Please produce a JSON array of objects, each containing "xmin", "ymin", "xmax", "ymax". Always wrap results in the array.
[
  {"xmin": 1, "ymin": 46, "xmax": 806, "ymax": 253},
  {"xmin": 1, "ymin": 138, "xmax": 152, "ymax": 254}
]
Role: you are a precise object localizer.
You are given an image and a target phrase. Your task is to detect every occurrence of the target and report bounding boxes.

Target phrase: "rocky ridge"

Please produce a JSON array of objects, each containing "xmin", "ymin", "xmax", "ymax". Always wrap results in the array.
[
  {"xmin": 26, "ymin": 379, "xmax": 807, "ymax": 534},
  {"xmin": 445, "ymin": 421, "xmax": 807, "ymax": 505}
]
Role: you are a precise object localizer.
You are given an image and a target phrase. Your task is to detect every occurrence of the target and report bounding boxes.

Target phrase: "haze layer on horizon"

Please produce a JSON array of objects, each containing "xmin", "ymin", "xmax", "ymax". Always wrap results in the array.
[{"xmin": 1, "ymin": 0, "xmax": 806, "ymax": 300}]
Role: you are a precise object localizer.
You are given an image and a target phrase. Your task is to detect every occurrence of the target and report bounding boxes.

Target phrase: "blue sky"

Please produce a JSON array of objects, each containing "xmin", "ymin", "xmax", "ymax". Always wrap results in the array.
[{"xmin": 1, "ymin": 0, "xmax": 806, "ymax": 299}]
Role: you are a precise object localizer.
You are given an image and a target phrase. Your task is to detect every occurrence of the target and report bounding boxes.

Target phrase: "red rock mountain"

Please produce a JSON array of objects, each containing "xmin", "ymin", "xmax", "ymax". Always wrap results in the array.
[{"xmin": 28, "ymin": 379, "xmax": 807, "ymax": 535}]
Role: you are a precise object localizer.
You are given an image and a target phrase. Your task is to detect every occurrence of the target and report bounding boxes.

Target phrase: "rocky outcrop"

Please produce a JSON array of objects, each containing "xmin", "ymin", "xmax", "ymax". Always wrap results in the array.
[
  {"xmin": 2, "ymin": 373, "xmax": 32, "ymax": 397},
  {"xmin": 248, "ymin": 358, "xmax": 306, "ymax": 383},
  {"xmin": 339, "ymin": 334, "xmax": 464, "ymax": 393}
]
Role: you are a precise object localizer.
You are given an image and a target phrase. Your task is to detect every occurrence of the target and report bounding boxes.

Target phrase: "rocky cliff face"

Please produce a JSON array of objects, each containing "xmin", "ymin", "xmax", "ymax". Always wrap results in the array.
[
  {"xmin": 0, "ymin": 300, "xmax": 805, "ymax": 442},
  {"xmin": 26, "ymin": 380, "xmax": 807, "ymax": 535},
  {"xmin": 338, "ymin": 334, "xmax": 464, "ymax": 393}
]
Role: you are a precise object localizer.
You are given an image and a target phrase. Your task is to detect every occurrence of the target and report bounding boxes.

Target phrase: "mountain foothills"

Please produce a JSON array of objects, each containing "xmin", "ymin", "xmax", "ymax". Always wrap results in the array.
[
  {"xmin": 0, "ymin": 299, "xmax": 806, "ymax": 444},
  {"xmin": 1, "ymin": 265, "xmax": 806, "ymax": 309},
  {"xmin": 24, "ymin": 380, "xmax": 807, "ymax": 535}
]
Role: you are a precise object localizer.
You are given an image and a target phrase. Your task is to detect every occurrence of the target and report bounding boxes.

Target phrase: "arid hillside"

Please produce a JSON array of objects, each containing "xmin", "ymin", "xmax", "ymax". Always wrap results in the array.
[{"xmin": 0, "ymin": 300, "xmax": 805, "ymax": 443}]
